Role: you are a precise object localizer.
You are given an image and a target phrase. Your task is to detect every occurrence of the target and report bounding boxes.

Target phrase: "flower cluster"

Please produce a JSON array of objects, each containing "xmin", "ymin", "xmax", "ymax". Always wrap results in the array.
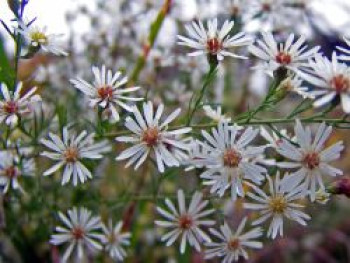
[
  {"xmin": 51, "ymin": 207, "xmax": 131, "ymax": 262},
  {"xmin": 2, "ymin": 1, "xmax": 350, "ymax": 262}
]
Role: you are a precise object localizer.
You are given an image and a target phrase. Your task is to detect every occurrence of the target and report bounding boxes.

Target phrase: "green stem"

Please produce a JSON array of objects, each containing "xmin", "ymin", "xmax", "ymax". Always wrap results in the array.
[
  {"xmin": 129, "ymin": 0, "xmax": 172, "ymax": 83},
  {"xmin": 102, "ymin": 116, "xmax": 350, "ymax": 138},
  {"xmin": 186, "ymin": 64, "xmax": 217, "ymax": 125}
]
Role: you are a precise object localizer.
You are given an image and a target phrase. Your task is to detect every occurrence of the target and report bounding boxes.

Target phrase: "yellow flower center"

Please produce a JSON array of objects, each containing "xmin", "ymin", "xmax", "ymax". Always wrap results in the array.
[
  {"xmin": 30, "ymin": 31, "xmax": 48, "ymax": 45},
  {"xmin": 269, "ymin": 195, "xmax": 287, "ymax": 214}
]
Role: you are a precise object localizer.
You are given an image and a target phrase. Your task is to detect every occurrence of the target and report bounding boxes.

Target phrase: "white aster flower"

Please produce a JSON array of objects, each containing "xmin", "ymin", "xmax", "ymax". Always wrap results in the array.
[
  {"xmin": 205, "ymin": 217, "xmax": 263, "ymax": 262},
  {"xmin": 17, "ymin": 21, "xmax": 67, "ymax": 56},
  {"xmin": 102, "ymin": 220, "xmax": 131, "ymax": 262},
  {"xmin": 177, "ymin": 18, "xmax": 252, "ymax": 61},
  {"xmin": 0, "ymin": 82, "xmax": 41, "ymax": 127},
  {"xmin": 183, "ymin": 139, "xmax": 212, "ymax": 171},
  {"xmin": 260, "ymin": 126, "xmax": 294, "ymax": 149},
  {"xmin": 116, "ymin": 101, "xmax": 191, "ymax": 173},
  {"xmin": 155, "ymin": 189, "xmax": 215, "ymax": 254},
  {"xmin": 70, "ymin": 65, "xmax": 143, "ymax": 123},
  {"xmin": 244, "ymin": 172, "xmax": 310, "ymax": 239},
  {"xmin": 276, "ymin": 120, "xmax": 344, "ymax": 201},
  {"xmin": 195, "ymin": 122, "xmax": 267, "ymax": 200},
  {"xmin": 336, "ymin": 36, "xmax": 350, "ymax": 61},
  {"xmin": 203, "ymin": 105, "xmax": 231, "ymax": 123},
  {"xmin": 50, "ymin": 207, "xmax": 104, "ymax": 262},
  {"xmin": 249, "ymin": 32, "xmax": 320, "ymax": 75},
  {"xmin": 41, "ymin": 126, "xmax": 111, "ymax": 186},
  {"xmin": 297, "ymin": 53, "xmax": 350, "ymax": 113},
  {"xmin": 0, "ymin": 151, "xmax": 35, "ymax": 193},
  {"xmin": 247, "ymin": 0, "xmax": 285, "ymax": 30}
]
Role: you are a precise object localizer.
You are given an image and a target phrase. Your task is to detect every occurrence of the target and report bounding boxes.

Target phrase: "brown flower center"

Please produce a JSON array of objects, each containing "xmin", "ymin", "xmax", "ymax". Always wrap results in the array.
[
  {"xmin": 275, "ymin": 52, "xmax": 292, "ymax": 65},
  {"xmin": 64, "ymin": 147, "xmax": 79, "ymax": 163},
  {"xmin": 142, "ymin": 127, "xmax": 160, "ymax": 147},
  {"xmin": 262, "ymin": 3, "xmax": 272, "ymax": 12},
  {"xmin": 269, "ymin": 195, "xmax": 287, "ymax": 214},
  {"xmin": 178, "ymin": 214, "xmax": 193, "ymax": 230},
  {"xmin": 108, "ymin": 233, "xmax": 118, "ymax": 244},
  {"xmin": 97, "ymin": 85, "xmax": 114, "ymax": 100},
  {"xmin": 3, "ymin": 101, "xmax": 19, "ymax": 114},
  {"xmin": 228, "ymin": 238, "xmax": 240, "ymax": 251},
  {"xmin": 207, "ymin": 38, "xmax": 222, "ymax": 54},
  {"xmin": 71, "ymin": 227, "xmax": 85, "ymax": 240},
  {"xmin": 4, "ymin": 166, "xmax": 19, "ymax": 179},
  {"xmin": 231, "ymin": 6, "xmax": 240, "ymax": 16},
  {"xmin": 303, "ymin": 152, "xmax": 320, "ymax": 170},
  {"xmin": 223, "ymin": 149, "xmax": 242, "ymax": 168},
  {"xmin": 330, "ymin": 75, "xmax": 350, "ymax": 93}
]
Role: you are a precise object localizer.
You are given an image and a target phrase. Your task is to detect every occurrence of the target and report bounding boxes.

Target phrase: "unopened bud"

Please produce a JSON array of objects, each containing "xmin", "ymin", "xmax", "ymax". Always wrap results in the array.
[
  {"xmin": 275, "ymin": 77, "xmax": 293, "ymax": 100},
  {"xmin": 329, "ymin": 177, "xmax": 350, "ymax": 198}
]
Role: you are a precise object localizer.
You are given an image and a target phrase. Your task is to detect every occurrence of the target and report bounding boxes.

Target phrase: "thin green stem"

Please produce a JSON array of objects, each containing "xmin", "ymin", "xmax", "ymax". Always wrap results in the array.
[
  {"xmin": 186, "ymin": 64, "xmax": 217, "ymax": 125},
  {"xmin": 129, "ymin": 0, "xmax": 172, "ymax": 83},
  {"xmin": 102, "ymin": 116, "xmax": 350, "ymax": 138}
]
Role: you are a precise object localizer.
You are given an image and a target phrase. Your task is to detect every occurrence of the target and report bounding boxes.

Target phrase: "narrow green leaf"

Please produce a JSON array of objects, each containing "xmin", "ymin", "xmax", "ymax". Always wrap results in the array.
[{"xmin": 0, "ymin": 36, "xmax": 15, "ymax": 88}]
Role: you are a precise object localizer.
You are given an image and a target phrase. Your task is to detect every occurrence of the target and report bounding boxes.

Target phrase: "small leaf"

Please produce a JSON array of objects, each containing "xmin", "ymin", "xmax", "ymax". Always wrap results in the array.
[{"xmin": 0, "ymin": 36, "xmax": 15, "ymax": 88}]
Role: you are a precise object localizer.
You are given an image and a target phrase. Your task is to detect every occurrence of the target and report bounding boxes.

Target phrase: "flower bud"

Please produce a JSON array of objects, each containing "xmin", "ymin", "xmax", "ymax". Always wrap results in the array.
[
  {"xmin": 275, "ymin": 77, "xmax": 294, "ymax": 100},
  {"xmin": 329, "ymin": 177, "xmax": 350, "ymax": 198}
]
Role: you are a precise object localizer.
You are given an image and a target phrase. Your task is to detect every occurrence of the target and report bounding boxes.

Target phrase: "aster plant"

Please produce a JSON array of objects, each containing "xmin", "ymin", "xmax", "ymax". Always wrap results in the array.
[{"xmin": 0, "ymin": 0, "xmax": 350, "ymax": 262}]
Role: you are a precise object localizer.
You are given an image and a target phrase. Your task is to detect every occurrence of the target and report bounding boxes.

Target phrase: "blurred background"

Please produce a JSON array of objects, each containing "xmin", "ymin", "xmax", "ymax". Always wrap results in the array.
[{"xmin": 1, "ymin": 0, "xmax": 350, "ymax": 262}]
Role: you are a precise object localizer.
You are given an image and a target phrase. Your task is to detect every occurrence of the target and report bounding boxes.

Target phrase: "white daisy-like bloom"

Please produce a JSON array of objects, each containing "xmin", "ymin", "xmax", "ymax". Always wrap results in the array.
[
  {"xmin": 70, "ymin": 65, "xmax": 143, "ymax": 123},
  {"xmin": 0, "ymin": 151, "xmax": 35, "ymax": 193},
  {"xmin": 17, "ymin": 21, "xmax": 67, "ymax": 56},
  {"xmin": 276, "ymin": 120, "xmax": 344, "ymax": 201},
  {"xmin": 0, "ymin": 82, "xmax": 41, "ymax": 127},
  {"xmin": 244, "ymin": 172, "xmax": 310, "ymax": 239},
  {"xmin": 177, "ymin": 18, "xmax": 253, "ymax": 62},
  {"xmin": 297, "ymin": 53, "xmax": 350, "ymax": 113},
  {"xmin": 102, "ymin": 220, "xmax": 131, "ymax": 261},
  {"xmin": 115, "ymin": 101, "xmax": 192, "ymax": 173},
  {"xmin": 195, "ymin": 122, "xmax": 267, "ymax": 200},
  {"xmin": 50, "ymin": 207, "xmax": 104, "ymax": 262},
  {"xmin": 260, "ymin": 126, "xmax": 294, "ymax": 149},
  {"xmin": 249, "ymin": 32, "xmax": 320, "ymax": 75},
  {"xmin": 336, "ymin": 36, "xmax": 350, "ymax": 61},
  {"xmin": 203, "ymin": 105, "xmax": 232, "ymax": 123},
  {"xmin": 183, "ymin": 139, "xmax": 212, "ymax": 171},
  {"xmin": 155, "ymin": 189, "xmax": 215, "ymax": 254},
  {"xmin": 41, "ymin": 127, "xmax": 111, "ymax": 186},
  {"xmin": 205, "ymin": 217, "xmax": 263, "ymax": 262}
]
